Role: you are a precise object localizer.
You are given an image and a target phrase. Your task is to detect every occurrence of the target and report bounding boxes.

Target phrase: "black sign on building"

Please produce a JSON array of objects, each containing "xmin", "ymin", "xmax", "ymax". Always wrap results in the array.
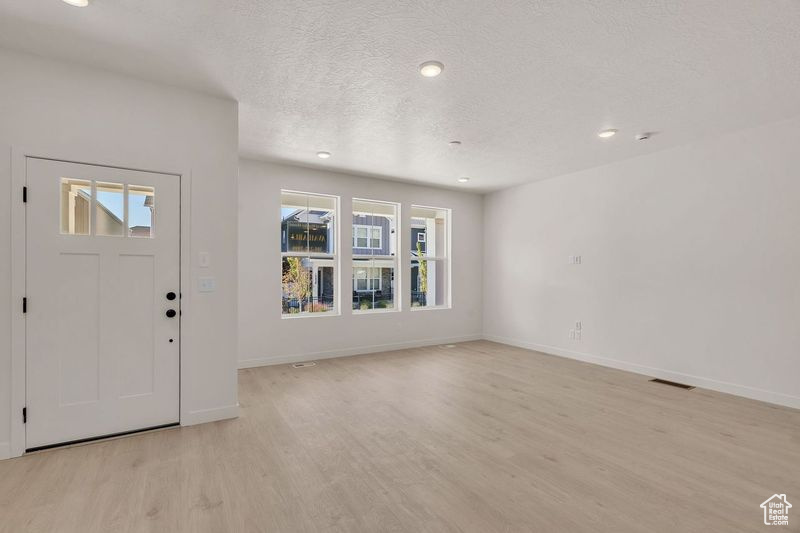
[{"xmin": 283, "ymin": 221, "xmax": 329, "ymax": 253}]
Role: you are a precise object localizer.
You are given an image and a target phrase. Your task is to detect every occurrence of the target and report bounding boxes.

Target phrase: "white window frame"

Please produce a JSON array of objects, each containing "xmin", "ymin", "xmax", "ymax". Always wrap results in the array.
[
  {"xmin": 352, "ymin": 224, "xmax": 382, "ymax": 250},
  {"xmin": 352, "ymin": 198, "xmax": 400, "ymax": 314},
  {"xmin": 410, "ymin": 205, "xmax": 451, "ymax": 311},
  {"xmin": 280, "ymin": 190, "xmax": 340, "ymax": 319}
]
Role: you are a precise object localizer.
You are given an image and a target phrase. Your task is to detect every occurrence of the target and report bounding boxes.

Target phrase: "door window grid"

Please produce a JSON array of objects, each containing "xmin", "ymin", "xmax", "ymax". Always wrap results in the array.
[{"xmin": 60, "ymin": 178, "xmax": 155, "ymax": 238}]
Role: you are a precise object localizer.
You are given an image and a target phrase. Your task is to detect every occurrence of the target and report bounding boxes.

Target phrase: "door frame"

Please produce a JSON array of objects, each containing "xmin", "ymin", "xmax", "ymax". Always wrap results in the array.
[{"xmin": 9, "ymin": 146, "xmax": 192, "ymax": 458}]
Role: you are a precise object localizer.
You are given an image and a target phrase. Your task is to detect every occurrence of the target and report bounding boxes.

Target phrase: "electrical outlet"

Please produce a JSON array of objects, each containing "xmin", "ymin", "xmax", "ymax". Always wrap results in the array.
[{"xmin": 575, "ymin": 321, "xmax": 582, "ymax": 331}]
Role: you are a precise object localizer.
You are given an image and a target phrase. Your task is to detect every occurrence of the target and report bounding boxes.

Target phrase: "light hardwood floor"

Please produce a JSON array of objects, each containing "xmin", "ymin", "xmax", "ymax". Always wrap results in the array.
[{"xmin": 1, "ymin": 340, "xmax": 798, "ymax": 532}]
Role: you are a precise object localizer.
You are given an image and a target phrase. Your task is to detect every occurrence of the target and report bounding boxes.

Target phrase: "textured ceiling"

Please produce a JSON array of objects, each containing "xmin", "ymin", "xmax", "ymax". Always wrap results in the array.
[{"xmin": 1, "ymin": 1, "xmax": 799, "ymax": 191}]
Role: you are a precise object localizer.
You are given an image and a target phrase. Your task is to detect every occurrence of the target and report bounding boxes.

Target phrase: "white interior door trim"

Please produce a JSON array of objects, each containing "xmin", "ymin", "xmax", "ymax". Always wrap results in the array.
[{"xmin": 8, "ymin": 145, "xmax": 192, "ymax": 459}]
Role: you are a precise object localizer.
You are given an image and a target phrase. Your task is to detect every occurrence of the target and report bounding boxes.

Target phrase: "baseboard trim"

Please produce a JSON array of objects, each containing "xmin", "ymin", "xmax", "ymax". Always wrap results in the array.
[
  {"xmin": 484, "ymin": 335, "xmax": 800, "ymax": 410},
  {"xmin": 239, "ymin": 334, "xmax": 483, "ymax": 369},
  {"xmin": 0, "ymin": 441, "xmax": 10, "ymax": 461},
  {"xmin": 181, "ymin": 404, "xmax": 240, "ymax": 426}
]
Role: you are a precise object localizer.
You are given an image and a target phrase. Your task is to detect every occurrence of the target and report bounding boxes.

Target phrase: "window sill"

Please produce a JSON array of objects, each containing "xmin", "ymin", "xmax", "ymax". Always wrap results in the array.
[
  {"xmin": 410, "ymin": 305, "xmax": 452, "ymax": 312},
  {"xmin": 352, "ymin": 308, "xmax": 400, "ymax": 315},
  {"xmin": 281, "ymin": 312, "xmax": 341, "ymax": 320}
]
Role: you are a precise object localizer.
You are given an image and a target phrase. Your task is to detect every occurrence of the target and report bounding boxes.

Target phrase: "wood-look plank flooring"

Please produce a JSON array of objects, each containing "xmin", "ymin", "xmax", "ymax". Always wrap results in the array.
[{"xmin": 1, "ymin": 340, "xmax": 798, "ymax": 532}]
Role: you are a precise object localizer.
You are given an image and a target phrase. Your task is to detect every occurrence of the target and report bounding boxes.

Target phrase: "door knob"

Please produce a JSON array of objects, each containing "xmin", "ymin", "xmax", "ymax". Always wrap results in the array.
[
  {"xmin": 166, "ymin": 291, "xmax": 177, "ymax": 301},
  {"xmin": 166, "ymin": 309, "xmax": 177, "ymax": 318}
]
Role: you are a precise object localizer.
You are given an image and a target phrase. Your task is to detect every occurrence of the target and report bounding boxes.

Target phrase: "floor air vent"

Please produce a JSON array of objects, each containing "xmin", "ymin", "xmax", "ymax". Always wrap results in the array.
[
  {"xmin": 650, "ymin": 378, "xmax": 695, "ymax": 390},
  {"xmin": 292, "ymin": 361, "xmax": 317, "ymax": 368}
]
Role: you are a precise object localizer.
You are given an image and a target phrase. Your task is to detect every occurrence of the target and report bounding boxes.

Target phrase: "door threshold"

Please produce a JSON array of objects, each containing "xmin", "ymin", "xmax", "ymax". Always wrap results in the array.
[{"xmin": 26, "ymin": 422, "xmax": 179, "ymax": 453}]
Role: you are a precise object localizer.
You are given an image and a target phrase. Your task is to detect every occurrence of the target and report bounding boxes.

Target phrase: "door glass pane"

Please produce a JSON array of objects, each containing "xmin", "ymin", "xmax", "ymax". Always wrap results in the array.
[
  {"xmin": 128, "ymin": 185, "xmax": 155, "ymax": 238},
  {"xmin": 60, "ymin": 178, "xmax": 91, "ymax": 235},
  {"xmin": 96, "ymin": 182, "xmax": 125, "ymax": 237}
]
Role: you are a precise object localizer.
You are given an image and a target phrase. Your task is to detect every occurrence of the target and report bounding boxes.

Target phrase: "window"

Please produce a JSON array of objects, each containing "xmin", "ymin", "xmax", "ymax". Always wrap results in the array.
[
  {"xmin": 410, "ymin": 205, "xmax": 450, "ymax": 309},
  {"xmin": 353, "ymin": 267, "xmax": 382, "ymax": 291},
  {"xmin": 352, "ymin": 199, "xmax": 399, "ymax": 312},
  {"xmin": 353, "ymin": 224, "xmax": 382, "ymax": 249},
  {"xmin": 60, "ymin": 179, "xmax": 155, "ymax": 238},
  {"xmin": 281, "ymin": 191, "xmax": 338, "ymax": 316}
]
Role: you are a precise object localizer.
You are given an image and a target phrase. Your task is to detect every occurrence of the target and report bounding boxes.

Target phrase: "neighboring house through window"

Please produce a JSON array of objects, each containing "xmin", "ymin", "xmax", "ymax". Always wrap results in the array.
[
  {"xmin": 353, "ymin": 224, "xmax": 382, "ymax": 249},
  {"xmin": 353, "ymin": 267, "xmax": 382, "ymax": 291},
  {"xmin": 352, "ymin": 199, "xmax": 399, "ymax": 312}
]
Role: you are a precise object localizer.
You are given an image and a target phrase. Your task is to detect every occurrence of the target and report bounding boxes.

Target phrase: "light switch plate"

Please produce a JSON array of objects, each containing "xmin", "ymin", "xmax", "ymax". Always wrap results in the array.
[{"xmin": 198, "ymin": 277, "xmax": 216, "ymax": 292}]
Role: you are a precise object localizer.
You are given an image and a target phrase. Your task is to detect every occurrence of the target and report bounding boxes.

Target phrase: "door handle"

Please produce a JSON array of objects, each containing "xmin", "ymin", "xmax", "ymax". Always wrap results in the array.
[{"xmin": 166, "ymin": 309, "xmax": 177, "ymax": 318}]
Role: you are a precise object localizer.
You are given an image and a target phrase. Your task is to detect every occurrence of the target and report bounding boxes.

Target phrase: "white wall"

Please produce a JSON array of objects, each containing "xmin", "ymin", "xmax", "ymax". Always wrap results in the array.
[
  {"xmin": 484, "ymin": 116, "xmax": 800, "ymax": 409},
  {"xmin": 0, "ymin": 48, "xmax": 239, "ymax": 458},
  {"xmin": 238, "ymin": 159, "xmax": 483, "ymax": 366}
]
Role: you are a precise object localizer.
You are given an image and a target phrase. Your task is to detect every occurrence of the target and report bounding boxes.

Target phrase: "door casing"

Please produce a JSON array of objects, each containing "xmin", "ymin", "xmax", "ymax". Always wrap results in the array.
[{"xmin": 8, "ymin": 146, "xmax": 193, "ymax": 458}]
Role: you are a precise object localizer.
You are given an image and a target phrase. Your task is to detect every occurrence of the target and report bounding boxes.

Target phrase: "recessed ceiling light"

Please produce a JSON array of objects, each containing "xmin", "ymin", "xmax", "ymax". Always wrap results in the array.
[
  {"xmin": 62, "ymin": 0, "xmax": 90, "ymax": 6},
  {"xmin": 316, "ymin": 151, "xmax": 331, "ymax": 159},
  {"xmin": 419, "ymin": 61, "xmax": 444, "ymax": 78},
  {"xmin": 448, "ymin": 140, "xmax": 462, "ymax": 147},
  {"xmin": 457, "ymin": 177, "xmax": 470, "ymax": 183},
  {"xmin": 598, "ymin": 129, "xmax": 618, "ymax": 138}
]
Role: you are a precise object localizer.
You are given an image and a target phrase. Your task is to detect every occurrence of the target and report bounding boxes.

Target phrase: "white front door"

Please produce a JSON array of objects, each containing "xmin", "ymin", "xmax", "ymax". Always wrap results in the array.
[{"xmin": 25, "ymin": 158, "xmax": 180, "ymax": 449}]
